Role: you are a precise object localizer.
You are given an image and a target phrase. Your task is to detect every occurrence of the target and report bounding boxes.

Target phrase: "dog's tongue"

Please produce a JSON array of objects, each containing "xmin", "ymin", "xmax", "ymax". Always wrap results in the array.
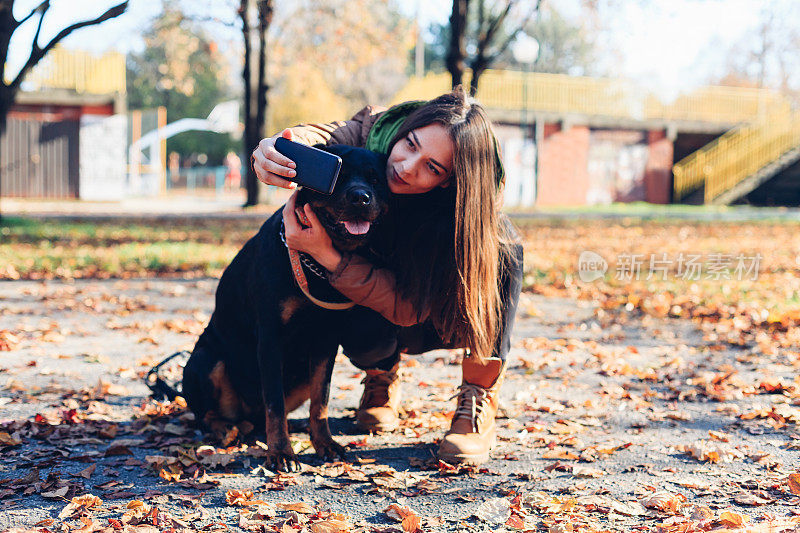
[{"xmin": 343, "ymin": 220, "xmax": 371, "ymax": 235}]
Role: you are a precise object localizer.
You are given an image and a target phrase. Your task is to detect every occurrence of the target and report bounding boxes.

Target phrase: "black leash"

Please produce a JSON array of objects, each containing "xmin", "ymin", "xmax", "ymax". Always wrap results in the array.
[{"xmin": 145, "ymin": 350, "xmax": 189, "ymax": 401}]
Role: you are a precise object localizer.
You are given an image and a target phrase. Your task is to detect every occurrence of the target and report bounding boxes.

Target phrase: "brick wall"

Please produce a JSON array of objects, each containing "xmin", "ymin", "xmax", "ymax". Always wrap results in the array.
[
  {"xmin": 644, "ymin": 130, "xmax": 673, "ymax": 204},
  {"xmin": 534, "ymin": 124, "xmax": 675, "ymax": 206},
  {"xmin": 536, "ymin": 124, "xmax": 591, "ymax": 206}
]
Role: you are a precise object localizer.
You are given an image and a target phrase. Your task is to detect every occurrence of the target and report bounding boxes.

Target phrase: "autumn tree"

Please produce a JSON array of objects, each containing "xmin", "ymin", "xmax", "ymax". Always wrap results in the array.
[
  {"xmin": 0, "ymin": 0, "xmax": 128, "ymax": 219},
  {"xmin": 190, "ymin": 0, "xmax": 412, "ymax": 206},
  {"xmin": 446, "ymin": 0, "xmax": 541, "ymax": 95},
  {"xmin": 713, "ymin": 1, "xmax": 800, "ymax": 104},
  {"xmin": 270, "ymin": 0, "xmax": 413, "ymax": 111},
  {"xmin": 127, "ymin": 4, "xmax": 237, "ymax": 163},
  {"xmin": 425, "ymin": 4, "xmax": 596, "ymax": 76}
]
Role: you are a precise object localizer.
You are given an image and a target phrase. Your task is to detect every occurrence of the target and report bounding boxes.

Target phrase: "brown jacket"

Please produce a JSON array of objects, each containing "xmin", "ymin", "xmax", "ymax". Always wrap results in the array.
[{"xmin": 287, "ymin": 107, "xmax": 429, "ymax": 327}]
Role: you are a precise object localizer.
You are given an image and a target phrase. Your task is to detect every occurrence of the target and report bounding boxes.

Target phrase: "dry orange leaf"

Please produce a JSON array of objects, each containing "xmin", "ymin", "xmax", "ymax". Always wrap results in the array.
[
  {"xmin": 402, "ymin": 515, "xmax": 421, "ymax": 533},
  {"xmin": 309, "ymin": 518, "xmax": 352, "ymax": 533},
  {"xmin": 386, "ymin": 503, "xmax": 422, "ymax": 531},
  {"xmin": 277, "ymin": 501, "xmax": 316, "ymax": 514},
  {"xmin": 639, "ymin": 492, "xmax": 684, "ymax": 515},
  {"xmin": 788, "ymin": 472, "xmax": 800, "ymax": 495},
  {"xmin": 0, "ymin": 432, "xmax": 21, "ymax": 447},
  {"xmin": 226, "ymin": 489, "xmax": 254, "ymax": 506},
  {"xmin": 58, "ymin": 494, "xmax": 103, "ymax": 519},
  {"xmin": 717, "ymin": 510, "xmax": 750, "ymax": 527},
  {"xmin": 542, "ymin": 448, "xmax": 580, "ymax": 460}
]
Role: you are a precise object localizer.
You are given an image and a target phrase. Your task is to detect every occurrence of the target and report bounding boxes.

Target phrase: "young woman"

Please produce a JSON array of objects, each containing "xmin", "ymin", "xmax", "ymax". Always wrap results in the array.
[{"xmin": 251, "ymin": 87, "xmax": 523, "ymax": 464}]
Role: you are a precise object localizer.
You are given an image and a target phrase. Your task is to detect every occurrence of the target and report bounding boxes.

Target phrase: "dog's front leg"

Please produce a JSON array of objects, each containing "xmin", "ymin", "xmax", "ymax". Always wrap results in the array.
[
  {"xmin": 256, "ymin": 330, "xmax": 299, "ymax": 473},
  {"xmin": 309, "ymin": 355, "xmax": 346, "ymax": 462}
]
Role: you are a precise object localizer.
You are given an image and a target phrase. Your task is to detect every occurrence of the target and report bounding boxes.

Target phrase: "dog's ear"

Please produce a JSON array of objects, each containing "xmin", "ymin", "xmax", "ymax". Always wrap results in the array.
[{"xmin": 316, "ymin": 144, "xmax": 353, "ymax": 159}]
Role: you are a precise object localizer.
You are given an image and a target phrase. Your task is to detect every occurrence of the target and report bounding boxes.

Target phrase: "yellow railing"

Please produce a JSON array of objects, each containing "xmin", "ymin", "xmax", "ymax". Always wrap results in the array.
[
  {"xmin": 646, "ymin": 86, "xmax": 790, "ymax": 123},
  {"xmin": 24, "ymin": 47, "xmax": 126, "ymax": 95},
  {"xmin": 673, "ymin": 112, "xmax": 800, "ymax": 202},
  {"xmin": 392, "ymin": 71, "xmax": 788, "ymax": 125}
]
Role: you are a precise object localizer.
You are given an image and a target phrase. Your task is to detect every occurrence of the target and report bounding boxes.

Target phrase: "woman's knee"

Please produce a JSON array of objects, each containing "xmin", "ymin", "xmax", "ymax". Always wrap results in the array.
[{"xmin": 342, "ymin": 336, "xmax": 399, "ymax": 370}]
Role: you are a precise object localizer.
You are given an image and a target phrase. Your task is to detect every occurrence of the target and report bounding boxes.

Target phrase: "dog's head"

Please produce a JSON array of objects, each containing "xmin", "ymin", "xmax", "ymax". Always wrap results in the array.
[{"xmin": 296, "ymin": 145, "xmax": 389, "ymax": 252}]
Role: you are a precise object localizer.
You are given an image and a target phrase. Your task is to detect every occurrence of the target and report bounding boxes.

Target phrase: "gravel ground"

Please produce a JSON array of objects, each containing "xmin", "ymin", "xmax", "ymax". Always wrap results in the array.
[{"xmin": 0, "ymin": 278, "xmax": 798, "ymax": 532}]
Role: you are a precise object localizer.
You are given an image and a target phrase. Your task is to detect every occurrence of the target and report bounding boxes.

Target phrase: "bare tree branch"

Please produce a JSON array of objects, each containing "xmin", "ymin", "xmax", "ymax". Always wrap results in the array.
[
  {"xmin": 29, "ymin": 0, "xmax": 47, "ymax": 53},
  {"xmin": 185, "ymin": 14, "xmax": 237, "ymax": 28},
  {"xmin": 477, "ymin": 0, "xmax": 513, "ymax": 52},
  {"xmin": 485, "ymin": 0, "xmax": 540, "ymax": 65},
  {"xmin": 14, "ymin": 0, "xmax": 49, "ymax": 29},
  {"xmin": 10, "ymin": 1, "xmax": 128, "ymax": 90},
  {"xmin": 468, "ymin": 0, "xmax": 541, "ymax": 95}
]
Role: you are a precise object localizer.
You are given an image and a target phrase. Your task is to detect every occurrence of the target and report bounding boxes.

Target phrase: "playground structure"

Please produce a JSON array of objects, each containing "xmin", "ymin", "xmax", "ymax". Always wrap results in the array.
[{"xmin": 127, "ymin": 101, "xmax": 240, "ymax": 196}]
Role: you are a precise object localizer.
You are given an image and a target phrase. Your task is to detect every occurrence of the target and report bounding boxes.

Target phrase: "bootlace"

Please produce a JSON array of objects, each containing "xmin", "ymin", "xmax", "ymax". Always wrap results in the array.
[
  {"xmin": 360, "ymin": 370, "xmax": 397, "ymax": 406},
  {"xmin": 450, "ymin": 383, "xmax": 490, "ymax": 433}
]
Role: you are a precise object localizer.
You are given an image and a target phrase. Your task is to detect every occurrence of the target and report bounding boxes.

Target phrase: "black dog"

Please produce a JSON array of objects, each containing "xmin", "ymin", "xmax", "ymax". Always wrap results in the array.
[{"xmin": 182, "ymin": 145, "xmax": 389, "ymax": 472}]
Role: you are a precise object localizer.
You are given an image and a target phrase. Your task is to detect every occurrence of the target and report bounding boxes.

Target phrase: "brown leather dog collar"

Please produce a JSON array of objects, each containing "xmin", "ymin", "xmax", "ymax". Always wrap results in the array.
[{"xmin": 280, "ymin": 219, "xmax": 355, "ymax": 311}]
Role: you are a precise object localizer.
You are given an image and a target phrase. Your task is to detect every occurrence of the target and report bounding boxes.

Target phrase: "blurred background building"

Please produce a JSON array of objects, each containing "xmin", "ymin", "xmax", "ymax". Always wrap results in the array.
[{"xmin": 2, "ymin": 0, "xmax": 799, "ymax": 207}]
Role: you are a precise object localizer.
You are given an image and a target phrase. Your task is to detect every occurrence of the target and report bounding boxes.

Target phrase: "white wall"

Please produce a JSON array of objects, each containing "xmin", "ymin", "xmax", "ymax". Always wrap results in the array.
[{"xmin": 79, "ymin": 114, "xmax": 128, "ymax": 200}]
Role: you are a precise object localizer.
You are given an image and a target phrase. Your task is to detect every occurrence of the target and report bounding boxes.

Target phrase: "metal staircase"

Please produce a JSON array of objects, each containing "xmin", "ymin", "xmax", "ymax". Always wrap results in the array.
[{"xmin": 673, "ymin": 111, "xmax": 800, "ymax": 205}]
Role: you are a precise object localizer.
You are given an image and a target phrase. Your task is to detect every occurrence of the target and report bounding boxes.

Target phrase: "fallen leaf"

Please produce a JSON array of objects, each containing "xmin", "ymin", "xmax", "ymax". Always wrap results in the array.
[
  {"xmin": 572, "ymin": 465, "xmax": 605, "ymax": 478},
  {"xmin": 309, "ymin": 518, "xmax": 353, "ymax": 533},
  {"xmin": 733, "ymin": 491, "xmax": 772, "ymax": 506},
  {"xmin": 473, "ymin": 497, "xmax": 511, "ymax": 524},
  {"xmin": 639, "ymin": 492, "xmax": 684, "ymax": 515},
  {"xmin": 678, "ymin": 440, "xmax": 743, "ymax": 463},
  {"xmin": 58, "ymin": 494, "xmax": 103, "ymax": 519},
  {"xmin": 226, "ymin": 490, "xmax": 255, "ymax": 506},
  {"xmin": 277, "ymin": 502, "xmax": 316, "ymax": 514},
  {"xmin": 0, "ymin": 432, "xmax": 21, "ymax": 447},
  {"xmin": 788, "ymin": 473, "xmax": 800, "ymax": 495},
  {"xmin": 41, "ymin": 486, "xmax": 70, "ymax": 499},
  {"xmin": 542, "ymin": 448, "xmax": 580, "ymax": 460},
  {"xmin": 717, "ymin": 510, "xmax": 750, "ymax": 528},
  {"xmin": 385, "ymin": 503, "xmax": 422, "ymax": 532},
  {"xmin": 74, "ymin": 464, "xmax": 96, "ymax": 479}
]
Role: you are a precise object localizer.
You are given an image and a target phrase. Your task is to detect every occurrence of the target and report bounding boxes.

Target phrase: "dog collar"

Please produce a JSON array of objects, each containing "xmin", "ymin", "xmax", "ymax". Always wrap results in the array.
[{"xmin": 279, "ymin": 221, "xmax": 355, "ymax": 311}]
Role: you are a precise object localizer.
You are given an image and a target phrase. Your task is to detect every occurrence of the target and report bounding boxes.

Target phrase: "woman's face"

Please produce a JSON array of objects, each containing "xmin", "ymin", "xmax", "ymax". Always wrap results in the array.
[{"xmin": 386, "ymin": 123, "xmax": 454, "ymax": 195}]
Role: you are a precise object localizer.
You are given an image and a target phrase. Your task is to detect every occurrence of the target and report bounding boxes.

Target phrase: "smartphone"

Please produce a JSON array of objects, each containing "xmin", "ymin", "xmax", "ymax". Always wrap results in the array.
[{"xmin": 274, "ymin": 137, "xmax": 343, "ymax": 194}]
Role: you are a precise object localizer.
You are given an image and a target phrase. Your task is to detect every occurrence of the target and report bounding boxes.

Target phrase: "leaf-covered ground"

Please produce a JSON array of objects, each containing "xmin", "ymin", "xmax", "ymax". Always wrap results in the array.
[{"xmin": 1, "ymin": 217, "xmax": 799, "ymax": 532}]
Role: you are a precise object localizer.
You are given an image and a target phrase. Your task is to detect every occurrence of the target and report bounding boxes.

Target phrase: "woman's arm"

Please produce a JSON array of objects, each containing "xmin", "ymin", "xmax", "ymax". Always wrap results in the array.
[
  {"xmin": 327, "ymin": 253, "xmax": 429, "ymax": 327},
  {"xmin": 252, "ymin": 106, "xmax": 385, "ymax": 189},
  {"xmin": 282, "ymin": 192, "xmax": 427, "ymax": 327}
]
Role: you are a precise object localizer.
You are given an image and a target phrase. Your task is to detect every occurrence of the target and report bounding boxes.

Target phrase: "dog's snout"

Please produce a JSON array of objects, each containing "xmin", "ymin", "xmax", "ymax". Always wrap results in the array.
[{"xmin": 347, "ymin": 188, "xmax": 372, "ymax": 207}]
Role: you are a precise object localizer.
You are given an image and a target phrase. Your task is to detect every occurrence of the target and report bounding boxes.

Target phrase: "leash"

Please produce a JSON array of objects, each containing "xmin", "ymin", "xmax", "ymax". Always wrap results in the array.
[
  {"xmin": 280, "ymin": 220, "xmax": 355, "ymax": 311},
  {"xmin": 146, "ymin": 350, "xmax": 189, "ymax": 401}
]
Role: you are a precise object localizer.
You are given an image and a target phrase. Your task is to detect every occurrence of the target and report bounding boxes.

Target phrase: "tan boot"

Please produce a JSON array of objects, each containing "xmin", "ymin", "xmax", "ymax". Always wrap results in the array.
[
  {"xmin": 355, "ymin": 362, "xmax": 401, "ymax": 432},
  {"xmin": 437, "ymin": 356, "xmax": 505, "ymax": 465}
]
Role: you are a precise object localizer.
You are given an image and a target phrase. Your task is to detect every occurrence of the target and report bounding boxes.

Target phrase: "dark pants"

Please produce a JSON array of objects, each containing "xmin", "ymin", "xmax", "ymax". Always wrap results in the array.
[{"xmin": 340, "ymin": 243, "xmax": 524, "ymax": 371}]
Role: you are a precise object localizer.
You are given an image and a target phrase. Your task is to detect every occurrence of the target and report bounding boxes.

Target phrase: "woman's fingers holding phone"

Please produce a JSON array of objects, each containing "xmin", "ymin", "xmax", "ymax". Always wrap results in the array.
[{"xmin": 252, "ymin": 130, "xmax": 298, "ymax": 188}]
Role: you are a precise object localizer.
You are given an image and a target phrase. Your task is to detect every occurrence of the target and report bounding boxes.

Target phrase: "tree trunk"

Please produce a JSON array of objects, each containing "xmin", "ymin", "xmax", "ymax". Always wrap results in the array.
[
  {"xmin": 470, "ymin": 58, "xmax": 489, "ymax": 96},
  {"xmin": 243, "ymin": 0, "xmax": 273, "ymax": 207},
  {"xmin": 255, "ymin": 0, "xmax": 272, "ymax": 149},
  {"xmin": 446, "ymin": 0, "xmax": 469, "ymax": 90},
  {"xmin": 0, "ymin": 84, "xmax": 14, "ymax": 222},
  {"xmin": 241, "ymin": 0, "xmax": 259, "ymax": 207}
]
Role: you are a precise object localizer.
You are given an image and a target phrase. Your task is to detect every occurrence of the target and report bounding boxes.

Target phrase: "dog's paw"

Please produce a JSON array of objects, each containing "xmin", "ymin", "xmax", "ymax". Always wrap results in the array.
[
  {"xmin": 312, "ymin": 437, "xmax": 347, "ymax": 462},
  {"xmin": 266, "ymin": 446, "xmax": 301, "ymax": 472}
]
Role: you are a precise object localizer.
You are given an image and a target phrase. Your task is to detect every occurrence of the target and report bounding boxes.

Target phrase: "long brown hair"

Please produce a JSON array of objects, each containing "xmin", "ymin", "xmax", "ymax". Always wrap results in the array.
[{"xmin": 385, "ymin": 87, "xmax": 509, "ymax": 364}]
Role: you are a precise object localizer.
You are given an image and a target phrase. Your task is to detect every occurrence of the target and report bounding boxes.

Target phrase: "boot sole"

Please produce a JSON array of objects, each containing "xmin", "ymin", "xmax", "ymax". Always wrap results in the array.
[{"xmin": 437, "ymin": 430, "xmax": 497, "ymax": 465}]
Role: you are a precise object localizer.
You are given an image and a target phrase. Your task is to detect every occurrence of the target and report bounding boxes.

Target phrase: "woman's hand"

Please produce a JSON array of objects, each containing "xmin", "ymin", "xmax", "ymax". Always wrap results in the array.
[
  {"xmin": 251, "ymin": 129, "xmax": 298, "ymax": 189},
  {"xmin": 283, "ymin": 190, "xmax": 342, "ymax": 271}
]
